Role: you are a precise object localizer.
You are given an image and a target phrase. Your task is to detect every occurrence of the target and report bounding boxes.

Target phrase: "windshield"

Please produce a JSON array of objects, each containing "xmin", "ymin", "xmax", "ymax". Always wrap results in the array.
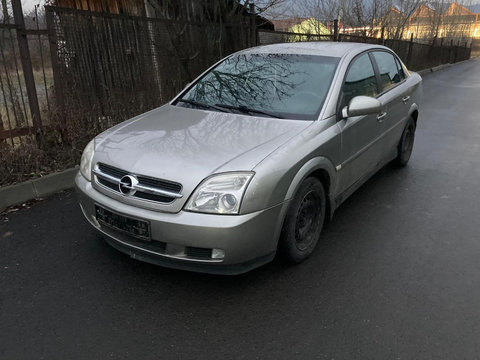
[{"xmin": 176, "ymin": 53, "xmax": 340, "ymax": 120}]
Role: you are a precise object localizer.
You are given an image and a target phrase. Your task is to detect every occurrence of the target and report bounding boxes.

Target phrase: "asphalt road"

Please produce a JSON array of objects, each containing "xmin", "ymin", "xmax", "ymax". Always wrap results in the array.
[{"xmin": 2, "ymin": 58, "xmax": 480, "ymax": 360}]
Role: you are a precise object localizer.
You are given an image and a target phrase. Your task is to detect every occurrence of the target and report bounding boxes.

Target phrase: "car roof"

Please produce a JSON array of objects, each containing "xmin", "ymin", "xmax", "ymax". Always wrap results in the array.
[{"xmin": 238, "ymin": 41, "xmax": 386, "ymax": 58}]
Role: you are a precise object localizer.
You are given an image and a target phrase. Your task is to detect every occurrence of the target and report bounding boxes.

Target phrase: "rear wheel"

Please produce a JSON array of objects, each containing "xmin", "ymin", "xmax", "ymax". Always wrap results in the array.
[
  {"xmin": 396, "ymin": 118, "xmax": 416, "ymax": 166},
  {"xmin": 279, "ymin": 177, "xmax": 326, "ymax": 263}
]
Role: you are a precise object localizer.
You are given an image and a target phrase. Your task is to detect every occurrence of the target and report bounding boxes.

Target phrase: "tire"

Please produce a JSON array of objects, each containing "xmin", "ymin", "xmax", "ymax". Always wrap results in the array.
[
  {"xmin": 279, "ymin": 177, "xmax": 326, "ymax": 263},
  {"xmin": 396, "ymin": 117, "xmax": 416, "ymax": 167}
]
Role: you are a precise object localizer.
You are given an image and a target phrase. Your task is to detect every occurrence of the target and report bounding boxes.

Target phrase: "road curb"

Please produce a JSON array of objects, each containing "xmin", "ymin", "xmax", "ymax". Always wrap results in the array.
[
  {"xmin": 417, "ymin": 63, "xmax": 451, "ymax": 76},
  {"xmin": 0, "ymin": 166, "xmax": 78, "ymax": 212},
  {"xmin": 417, "ymin": 58, "xmax": 475, "ymax": 76}
]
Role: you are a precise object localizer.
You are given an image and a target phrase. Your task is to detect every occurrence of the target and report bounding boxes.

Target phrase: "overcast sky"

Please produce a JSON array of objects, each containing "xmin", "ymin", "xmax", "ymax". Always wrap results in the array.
[{"xmin": 21, "ymin": 0, "xmax": 44, "ymax": 11}]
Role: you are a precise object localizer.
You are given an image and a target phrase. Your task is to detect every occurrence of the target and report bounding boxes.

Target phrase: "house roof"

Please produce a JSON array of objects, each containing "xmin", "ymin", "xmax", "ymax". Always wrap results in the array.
[
  {"xmin": 392, "ymin": 1, "xmax": 477, "ymax": 16},
  {"xmin": 271, "ymin": 18, "xmax": 309, "ymax": 32},
  {"xmin": 423, "ymin": 1, "xmax": 452, "ymax": 12},
  {"xmin": 392, "ymin": 4, "xmax": 403, "ymax": 12}
]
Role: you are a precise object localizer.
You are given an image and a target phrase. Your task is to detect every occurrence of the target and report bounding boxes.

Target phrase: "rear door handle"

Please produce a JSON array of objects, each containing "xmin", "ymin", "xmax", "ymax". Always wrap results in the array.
[
  {"xmin": 377, "ymin": 112, "xmax": 387, "ymax": 122},
  {"xmin": 402, "ymin": 96, "xmax": 411, "ymax": 104}
]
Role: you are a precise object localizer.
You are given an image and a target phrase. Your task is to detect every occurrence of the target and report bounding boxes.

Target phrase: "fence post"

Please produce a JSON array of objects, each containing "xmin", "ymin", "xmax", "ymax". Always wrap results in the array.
[
  {"xmin": 406, "ymin": 33, "xmax": 414, "ymax": 68},
  {"xmin": 449, "ymin": 39, "xmax": 453, "ymax": 63},
  {"xmin": 440, "ymin": 37, "xmax": 444, "ymax": 63},
  {"xmin": 249, "ymin": 3, "xmax": 256, "ymax": 47},
  {"xmin": 333, "ymin": 19, "xmax": 339, "ymax": 41},
  {"xmin": 454, "ymin": 39, "xmax": 460, "ymax": 63},
  {"xmin": 11, "ymin": 0, "xmax": 43, "ymax": 139},
  {"xmin": 428, "ymin": 36, "xmax": 436, "ymax": 67},
  {"xmin": 45, "ymin": 6, "xmax": 69, "ymax": 144}
]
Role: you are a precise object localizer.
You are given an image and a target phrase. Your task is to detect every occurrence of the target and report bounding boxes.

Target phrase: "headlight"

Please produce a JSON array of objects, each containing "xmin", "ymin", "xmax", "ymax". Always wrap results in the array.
[
  {"xmin": 184, "ymin": 172, "xmax": 254, "ymax": 215},
  {"xmin": 80, "ymin": 139, "xmax": 95, "ymax": 181}
]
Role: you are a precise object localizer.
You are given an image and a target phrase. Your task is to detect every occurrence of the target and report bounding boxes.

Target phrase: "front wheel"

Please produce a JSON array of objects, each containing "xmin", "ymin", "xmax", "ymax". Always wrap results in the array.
[
  {"xmin": 279, "ymin": 177, "xmax": 326, "ymax": 263},
  {"xmin": 396, "ymin": 118, "xmax": 416, "ymax": 167}
]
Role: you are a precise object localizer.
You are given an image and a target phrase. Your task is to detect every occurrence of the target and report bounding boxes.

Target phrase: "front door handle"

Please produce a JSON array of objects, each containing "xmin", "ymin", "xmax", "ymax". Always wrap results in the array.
[
  {"xmin": 377, "ymin": 112, "xmax": 387, "ymax": 122},
  {"xmin": 402, "ymin": 96, "xmax": 411, "ymax": 104}
]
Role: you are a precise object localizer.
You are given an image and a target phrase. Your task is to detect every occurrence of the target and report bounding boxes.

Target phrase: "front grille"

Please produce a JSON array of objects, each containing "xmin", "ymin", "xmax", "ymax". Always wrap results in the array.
[
  {"xmin": 98, "ymin": 177, "xmax": 118, "ymax": 192},
  {"xmin": 133, "ymin": 191, "xmax": 173, "ymax": 203},
  {"xmin": 95, "ymin": 163, "xmax": 182, "ymax": 204},
  {"xmin": 136, "ymin": 176, "xmax": 182, "ymax": 193},
  {"xmin": 99, "ymin": 163, "xmax": 128, "ymax": 179}
]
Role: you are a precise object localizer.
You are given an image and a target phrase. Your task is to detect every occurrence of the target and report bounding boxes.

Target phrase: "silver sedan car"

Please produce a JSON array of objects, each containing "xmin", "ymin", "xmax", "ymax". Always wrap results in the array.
[{"xmin": 76, "ymin": 42, "xmax": 422, "ymax": 274}]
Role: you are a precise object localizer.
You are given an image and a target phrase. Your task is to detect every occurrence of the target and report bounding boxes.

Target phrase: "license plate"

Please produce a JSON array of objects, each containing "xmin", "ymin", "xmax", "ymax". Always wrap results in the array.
[{"xmin": 95, "ymin": 205, "xmax": 150, "ymax": 240}]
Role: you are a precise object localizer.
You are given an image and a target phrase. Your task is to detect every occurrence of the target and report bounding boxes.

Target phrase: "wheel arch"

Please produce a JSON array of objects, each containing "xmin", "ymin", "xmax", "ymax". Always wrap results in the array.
[{"xmin": 284, "ymin": 157, "xmax": 337, "ymax": 222}]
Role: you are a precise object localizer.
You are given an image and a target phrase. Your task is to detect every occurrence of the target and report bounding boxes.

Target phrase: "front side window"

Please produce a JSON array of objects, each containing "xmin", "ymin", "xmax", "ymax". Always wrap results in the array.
[
  {"xmin": 372, "ymin": 51, "xmax": 402, "ymax": 92},
  {"xmin": 343, "ymin": 53, "xmax": 378, "ymax": 106},
  {"xmin": 177, "ymin": 54, "xmax": 340, "ymax": 120}
]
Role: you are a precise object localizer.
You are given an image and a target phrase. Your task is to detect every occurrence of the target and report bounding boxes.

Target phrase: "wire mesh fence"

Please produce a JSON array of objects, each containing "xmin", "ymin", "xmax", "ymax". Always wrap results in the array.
[
  {"xmin": 258, "ymin": 29, "xmax": 334, "ymax": 44},
  {"xmin": 46, "ymin": 6, "xmax": 254, "ymax": 148},
  {"xmin": 1, "ymin": 3, "xmax": 255, "ymax": 186},
  {"xmin": 259, "ymin": 30, "xmax": 472, "ymax": 71}
]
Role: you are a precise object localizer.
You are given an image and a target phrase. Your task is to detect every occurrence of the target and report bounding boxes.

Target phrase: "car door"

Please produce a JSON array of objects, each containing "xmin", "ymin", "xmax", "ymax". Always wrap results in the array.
[
  {"xmin": 370, "ymin": 51, "xmax": 412, "ymax": 161},
  {"xmin": 337, "ymin": 52, "xmax": 385, "ymax": 195}
]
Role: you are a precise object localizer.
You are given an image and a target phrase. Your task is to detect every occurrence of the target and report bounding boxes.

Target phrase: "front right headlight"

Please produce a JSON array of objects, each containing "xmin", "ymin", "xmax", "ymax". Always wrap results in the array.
[
  {"xmin": 80, "ymin": 139, "xmax": 95, "ymax": 181},
  {"xmin": 184, "ymin": 172, "xmax": 254, "ymax": 215}
]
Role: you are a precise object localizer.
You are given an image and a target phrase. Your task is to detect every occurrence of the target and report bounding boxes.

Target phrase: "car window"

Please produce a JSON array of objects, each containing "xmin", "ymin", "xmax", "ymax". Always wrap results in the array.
[
  {"xmin": 343, "ymin": 53, "xmax": 378, "ymax": 107},
  {"xmin": 372, "ymin": 51, "xmax": 402, "ymax": 92},
  {"xmin": 177, "ymin": 54, "xmax": 340, "ymax": 121}
]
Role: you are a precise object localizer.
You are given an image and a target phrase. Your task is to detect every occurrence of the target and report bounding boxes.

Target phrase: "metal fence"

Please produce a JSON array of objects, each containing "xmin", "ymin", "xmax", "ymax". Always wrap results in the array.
[
  {"xmin": 0, "ymin": 1, "xmax": 474, "ymax": 187},
  {"xmin": 45, "ymin": 6, "xmax": 254, "ymax": 147},
  {"xmin": 258, "ymin": 30, "xmax": 472, "ymax": 71},
  {"xmin": 471, "ymin": 39, "xmax": 480, "ymax": 57},
  {"xmin": 0, "ymin": 16, "xmax": 52, "ymax": 141},
  {"xmin": 0, "ymin": 1, "xmax": 255, "ymax": 186},
  {"xmin": 0, "ymin": 1, "xmax": 56, "ymax": 186}
]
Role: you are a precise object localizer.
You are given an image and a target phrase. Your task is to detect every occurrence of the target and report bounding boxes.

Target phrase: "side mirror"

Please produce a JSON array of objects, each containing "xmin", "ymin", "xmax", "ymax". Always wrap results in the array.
[{"xmin": 342, "ymin": 96, "xmax": 382, "ymax": 119}]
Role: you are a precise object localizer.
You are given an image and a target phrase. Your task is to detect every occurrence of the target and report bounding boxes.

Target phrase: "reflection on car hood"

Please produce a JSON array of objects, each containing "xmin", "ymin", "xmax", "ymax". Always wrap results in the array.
[{"xmin": 94, "ymin": 104, "xmax": 311, "ymax": 186}]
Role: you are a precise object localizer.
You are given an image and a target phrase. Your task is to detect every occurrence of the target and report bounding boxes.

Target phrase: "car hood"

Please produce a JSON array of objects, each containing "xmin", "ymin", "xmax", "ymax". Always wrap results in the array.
[{"xmin": 93, "ymin": 105, "xmax": 311, "ymax": 211}]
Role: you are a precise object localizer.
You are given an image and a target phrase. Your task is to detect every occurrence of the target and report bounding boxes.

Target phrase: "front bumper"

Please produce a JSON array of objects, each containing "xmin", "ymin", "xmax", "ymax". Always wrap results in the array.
[{"xmin": 75, "ymin": 173, "xmax": 287, "ymax": 274}]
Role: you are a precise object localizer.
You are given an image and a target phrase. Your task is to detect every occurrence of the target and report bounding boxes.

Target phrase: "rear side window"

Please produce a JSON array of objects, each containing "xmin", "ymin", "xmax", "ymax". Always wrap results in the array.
[
  {"xmin": 372, "ymin": 51, "xmax": 402, "ymax": 92},
  {"xmin": 343, "ymin": 53, "xmax": 378, "ymax": 106}
]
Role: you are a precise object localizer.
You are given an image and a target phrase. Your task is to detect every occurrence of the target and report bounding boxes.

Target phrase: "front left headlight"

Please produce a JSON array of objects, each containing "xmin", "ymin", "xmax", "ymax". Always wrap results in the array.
[
  {"xmin": 184, "ymin": 172, "xmax": 254, "ymax": 215},
  {"xmin": 80, "ymin": 139, "xmax": 95, "ymax": 181}
]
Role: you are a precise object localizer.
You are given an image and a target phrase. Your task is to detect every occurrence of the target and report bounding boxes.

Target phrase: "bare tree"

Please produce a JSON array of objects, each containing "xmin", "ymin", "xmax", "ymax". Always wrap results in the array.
[
  {"xmin": 145, "ymin": 0, "xmax": 285, "ymax": 22},
  {"xmin": 379, "ymin": 0, "xmax": 422, "ymax": 40},
  {"xmin": 293, "ymin": 0, "xmax": 392, "ymax": 37},
  {"xmin": 293, "ymin": 0, "xmax": 459, "ymax": 41}
]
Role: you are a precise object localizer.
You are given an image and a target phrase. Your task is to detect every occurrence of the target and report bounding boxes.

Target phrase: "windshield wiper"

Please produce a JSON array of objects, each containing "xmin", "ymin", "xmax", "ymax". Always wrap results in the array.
[
  {"xmin": 214, "ymin": 104, "xmax": 284, "ymax": 119},
  {"xmin": 177, "ymin": 99, "xmax": 228, "ymax": 113}
]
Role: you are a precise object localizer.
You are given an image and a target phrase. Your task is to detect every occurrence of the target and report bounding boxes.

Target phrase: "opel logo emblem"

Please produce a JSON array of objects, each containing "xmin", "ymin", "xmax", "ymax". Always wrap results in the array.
[{"xmin": 119, "ymin": 175, "xmax": 138, "ymax": 196}]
